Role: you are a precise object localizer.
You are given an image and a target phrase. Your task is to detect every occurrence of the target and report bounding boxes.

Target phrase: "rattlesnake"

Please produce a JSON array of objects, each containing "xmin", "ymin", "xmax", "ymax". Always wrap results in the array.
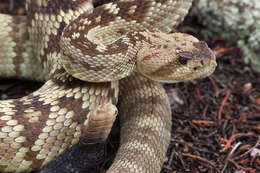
[{"xmin": 0, "ymin": 0, "xmax": 216, "ymax": 172}]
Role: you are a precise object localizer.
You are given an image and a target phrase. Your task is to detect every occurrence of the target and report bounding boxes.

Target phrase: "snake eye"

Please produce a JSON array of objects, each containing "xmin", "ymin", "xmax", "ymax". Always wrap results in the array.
[{"xmin": 178, "ymin": 56, "xmax": 188, "ymax": 65}]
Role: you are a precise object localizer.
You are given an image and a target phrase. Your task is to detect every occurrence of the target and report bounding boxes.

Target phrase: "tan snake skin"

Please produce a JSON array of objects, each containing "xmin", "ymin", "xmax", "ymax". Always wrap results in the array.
[{"xmin": 0, "ymin": 0, "xmax": 216, "ymax": 172}]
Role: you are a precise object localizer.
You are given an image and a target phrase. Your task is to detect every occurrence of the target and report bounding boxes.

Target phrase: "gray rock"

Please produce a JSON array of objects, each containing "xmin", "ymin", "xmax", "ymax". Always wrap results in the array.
[{"xmin": 192, "ymin": 0, "xmax": 260, "ymax": 71}]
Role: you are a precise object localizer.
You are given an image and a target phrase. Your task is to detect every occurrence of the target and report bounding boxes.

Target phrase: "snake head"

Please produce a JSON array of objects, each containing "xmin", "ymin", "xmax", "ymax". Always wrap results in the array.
[{"xmin": 136, "ymin": 32, "xmax": 217, "ymax": 83}]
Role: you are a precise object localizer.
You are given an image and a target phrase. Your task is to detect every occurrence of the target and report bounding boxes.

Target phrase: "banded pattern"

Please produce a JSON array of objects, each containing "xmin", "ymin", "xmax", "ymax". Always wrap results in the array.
[
  {"xmin": 60, "ymin": 0, "xmax": 193, "ymax": 82},
  {"xmin": 0, "ymin": 14, "xmax": 43, "ymax": 81},
  {"xmin": 0, "ymin": 68, "xmax": 118, "ymax": 172},
  {"xmin": 39, "ymin": 103, "xmax": 118, "ymax": 173},
  {"xmin": 0, "ymin": 0, "xmax": 216, "ymax": 173},
  {"xmin": 108, "ymin": 72, "xmax": 172, "ymax": 172},
  {"xmin": 25, "ymin": 0, "xmax": 94, "ymax": 79}
]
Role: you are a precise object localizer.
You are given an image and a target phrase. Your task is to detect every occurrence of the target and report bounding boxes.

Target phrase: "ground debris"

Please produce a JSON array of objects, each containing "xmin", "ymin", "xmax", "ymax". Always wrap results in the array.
[{"xmin": 162, "ymin": 13, "xmax": 260, "ymax": 173}]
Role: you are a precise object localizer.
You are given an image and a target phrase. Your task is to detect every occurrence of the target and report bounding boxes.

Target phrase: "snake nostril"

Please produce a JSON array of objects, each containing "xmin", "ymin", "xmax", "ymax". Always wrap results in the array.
[{"xmin": 193, "ymin": 67, "xmax": 198, "ymax": 71}]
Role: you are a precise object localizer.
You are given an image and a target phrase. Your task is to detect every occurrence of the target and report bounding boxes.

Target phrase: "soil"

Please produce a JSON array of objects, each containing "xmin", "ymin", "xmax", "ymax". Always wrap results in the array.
[{"xmin": 0, "ymin": 1, "xmax": 259, "ymax": 173}]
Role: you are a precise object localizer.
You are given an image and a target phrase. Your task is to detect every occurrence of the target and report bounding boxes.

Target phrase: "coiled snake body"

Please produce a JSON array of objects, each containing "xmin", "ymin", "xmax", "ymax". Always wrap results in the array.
[{"xmin": 0, "ymin": 0, "xmax": 216, "ymax": 172}]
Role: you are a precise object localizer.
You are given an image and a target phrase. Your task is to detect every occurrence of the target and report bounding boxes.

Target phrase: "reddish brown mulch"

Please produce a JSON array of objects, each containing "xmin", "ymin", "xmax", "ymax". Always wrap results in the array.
[
  {"xmin": 1, "ymin": 1, "xmax": 259, "ymax": 173},
  {"xmin": 160, "ymin": 13, "xmax": 260, "ymax": 173}
]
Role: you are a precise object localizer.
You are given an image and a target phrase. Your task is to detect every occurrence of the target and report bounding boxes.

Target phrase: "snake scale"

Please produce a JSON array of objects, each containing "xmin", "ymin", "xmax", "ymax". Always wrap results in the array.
[{"xmin": 0, "ymin": 0, "xmax": 217, "ymax": 172}]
